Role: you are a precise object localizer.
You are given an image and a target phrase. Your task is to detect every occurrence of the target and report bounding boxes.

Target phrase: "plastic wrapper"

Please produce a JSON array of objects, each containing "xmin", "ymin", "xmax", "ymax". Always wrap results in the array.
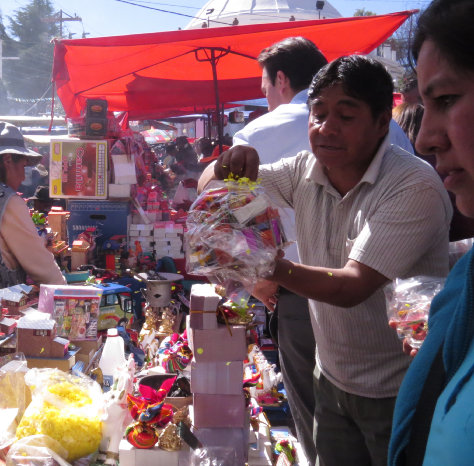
[
  {"xmin": 189, "ymin": 447, "xmax": 238, "ymax": 465},
  {"xmin": 16, "ymin": 368, "xmax": 103, "ymax": 462},
  {"xmin": 0, "ymin": 353, "xmax": 29, "ymax": 453},
  {"xmin": 6, "ymin": 434, "xmax": 70, "ymax": 466},
  {"xmin": 185, "ymin": 179, "xmax": 288, "ymax": 296},
  {"xmin": 384, "ymin": 276, "xmax": 445, "ymax": 348},
  {"xmin": 449, "ymin": 238, "xmax": 473, "ymax": 269}
]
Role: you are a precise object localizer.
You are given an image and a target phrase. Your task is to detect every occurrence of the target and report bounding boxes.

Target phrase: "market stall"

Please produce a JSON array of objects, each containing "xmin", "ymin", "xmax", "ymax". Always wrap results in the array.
[{"xmin": 0, "ymin": 10, "xmax": 419, "ymax": 466}]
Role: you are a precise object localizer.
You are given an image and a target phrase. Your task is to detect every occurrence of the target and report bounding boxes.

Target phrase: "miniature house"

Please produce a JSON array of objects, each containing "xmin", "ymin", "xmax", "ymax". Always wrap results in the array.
[
  {"xmin": 0, "ymin": 284, "xmax": 33, "ymax": 315},
  {"xmin": 17, "ymin": 313, "xmax": 69, "ymax": 358},
  {"xmin": 0, "ymin": 317, "xmax": 17, "ymax": 335}
]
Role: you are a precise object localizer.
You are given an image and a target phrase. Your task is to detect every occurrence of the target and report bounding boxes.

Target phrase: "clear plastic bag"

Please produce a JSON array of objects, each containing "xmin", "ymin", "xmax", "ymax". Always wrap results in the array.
[
  {"xmin": 0, "ymin": 353, "xmax": 29, "ymax": 452},
  {"xmin": 449, "ymin": 238, "xmax": 474, "ymax": 269},
  {"xmin": 15, "ymin": 368, "xmax": 103, "ymax": 462},
  {"xmin": 189, "ymin": 446, "xmax": 238, "ymax": 466},
  {"xmin": 185, "ymin": 179, "xmax": 287, "ymax": 295},
  {"xmin": 6, "ymin": 434, "xmax": 71, "ymax": 466},
  {"xmin": 384, "ymin": 276, "xmax": 445, "ymax": 348}
]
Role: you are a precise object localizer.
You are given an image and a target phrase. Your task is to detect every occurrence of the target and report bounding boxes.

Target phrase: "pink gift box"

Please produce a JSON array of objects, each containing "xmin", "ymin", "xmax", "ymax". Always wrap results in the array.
[
  {"xmin": 192, "ymin": 393, "xmax": 247, "ymax": 428},
  {"xmin": 187, "ymin": 323, "xmax": 246, "ymax": 362},
  {"xmin": 190, "ymin": 359, "xmax": 243, "ymax": 395},
  {"xmin": 189, "ymin": 283, "xmax": 221, "ymax": 330}
]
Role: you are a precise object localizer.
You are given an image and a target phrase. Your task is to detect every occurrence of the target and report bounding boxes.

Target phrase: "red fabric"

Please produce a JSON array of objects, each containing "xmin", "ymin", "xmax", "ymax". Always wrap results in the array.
[{"xmin": 52, "ymin": 11, "xmax": 415, "ymax": 120}]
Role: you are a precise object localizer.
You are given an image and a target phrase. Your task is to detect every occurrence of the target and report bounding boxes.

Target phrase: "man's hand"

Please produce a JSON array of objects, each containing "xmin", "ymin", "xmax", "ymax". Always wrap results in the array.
[
  {"xmin": 251, "ymin": 279, "xmax": 280, "ymax": 311},
  {"xmin": 214, "ymin": 145, "xmax": 260, "ymax": 180},
  {"xmin": 389, "ymin": 319, "xmax": 419, "ymax": 357}
]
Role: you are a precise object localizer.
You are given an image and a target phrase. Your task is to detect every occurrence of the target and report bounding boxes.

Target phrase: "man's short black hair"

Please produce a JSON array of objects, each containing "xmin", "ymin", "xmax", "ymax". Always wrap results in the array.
[
  {"xmin": 308, "ymin": 55, "xmax": 394, "ymax": 119},
  {"xmin": 257, "ymin": 37, "xmax": 328, "ymax": 93}
]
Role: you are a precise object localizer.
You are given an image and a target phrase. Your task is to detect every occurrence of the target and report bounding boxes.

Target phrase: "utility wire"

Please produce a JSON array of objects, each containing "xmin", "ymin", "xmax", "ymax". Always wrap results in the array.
[
  {"xmin": 114, "ymin": 0, "xmax": 233, "ymax": 26},
  {"xmin": 123, "ymin": 1, "xmax": 198, "ymax": 9}
]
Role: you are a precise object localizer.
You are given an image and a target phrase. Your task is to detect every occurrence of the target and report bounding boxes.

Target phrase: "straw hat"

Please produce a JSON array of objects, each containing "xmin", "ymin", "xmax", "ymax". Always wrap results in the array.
[{"xmin": 0, "ymin": 122, "xmax": 42, "ymax": 165}]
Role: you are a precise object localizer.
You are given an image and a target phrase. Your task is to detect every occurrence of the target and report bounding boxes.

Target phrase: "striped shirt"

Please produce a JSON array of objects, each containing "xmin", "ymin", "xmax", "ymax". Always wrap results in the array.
[{"xmin": 258, "ymin": 135, "xmax": 452, "ymax": 397}]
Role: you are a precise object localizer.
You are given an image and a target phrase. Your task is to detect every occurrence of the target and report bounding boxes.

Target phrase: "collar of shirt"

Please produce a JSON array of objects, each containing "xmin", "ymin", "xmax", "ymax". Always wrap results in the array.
[
  {"xmin": 290, "ymin": 88, "xmax": 310, "ymax": 105},
  {"xmin": 305, "ymin": 133, "xmax": 390, "ymax": 192}
]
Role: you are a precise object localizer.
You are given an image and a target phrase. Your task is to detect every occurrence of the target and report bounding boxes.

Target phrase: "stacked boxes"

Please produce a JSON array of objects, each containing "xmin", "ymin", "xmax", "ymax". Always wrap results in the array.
[
  {"xmin": 154, "ymin": 221, "xmax": 184, "ymax": 259},
  {"xmin": 187, "ymin": 284, "xmax": 249, "ymax": 464},
  {"xmin": 129, "ymin": 223, "xmax": 154, "ymax": 254},
  {"xmin": 128, "ymin": 221, "xmax": 184, "ymax": 258}
]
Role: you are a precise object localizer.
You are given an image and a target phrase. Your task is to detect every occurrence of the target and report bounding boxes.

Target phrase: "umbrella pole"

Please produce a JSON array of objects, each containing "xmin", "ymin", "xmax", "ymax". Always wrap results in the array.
[{"xmin": 210, "ymin": 49, "xmax": 223, "ymax": 154}]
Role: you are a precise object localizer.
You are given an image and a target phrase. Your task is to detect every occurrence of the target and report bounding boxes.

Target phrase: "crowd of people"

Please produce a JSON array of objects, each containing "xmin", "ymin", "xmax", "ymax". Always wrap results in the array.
[{"xmin": 1, "ymin": 0, "xmax": 473, "ymax": 464}]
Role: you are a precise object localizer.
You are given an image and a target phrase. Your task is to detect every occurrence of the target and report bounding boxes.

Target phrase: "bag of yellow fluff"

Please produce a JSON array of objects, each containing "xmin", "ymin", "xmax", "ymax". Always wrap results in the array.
[{"xmin": 16, "ymin": 368, "xmax": 103, "ymax": 462}]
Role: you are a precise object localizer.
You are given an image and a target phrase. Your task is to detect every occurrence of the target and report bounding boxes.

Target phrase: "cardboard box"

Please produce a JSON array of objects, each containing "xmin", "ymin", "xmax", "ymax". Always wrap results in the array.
[
  {"xmin": 66, "ymin": 199, "xmax": 130, "ymax": 245},
  {"xmin": 189, "ymin": 283, "xmax": 220, "ymax": 330},
  {"xmin": 193, "ymin": 393, "xmax": 247, "ymax": 428},
  {"xmin": 50, "ymin": 138, "xmax": 108, "ymax": 199},
  {"xmin": 75, "ymin": 348, "xmax": 95, "ymax": 365},
  {"xmin": 26, "ymin": 350, "xmax": 77, "ymax": 371},
  {"xmin": 38, "ymin": 285, "xmax": 103, "ymax": 340},
  {"xmin": 70, "ymin": 335, "xmax": 103, "ymax": 355},
  {"xmin": 108, "ymin": 183, "xmax": 131, "ymax": 198},
  {"xmin": 187, "ymin": 323, "xmax": 247, "ymax": 362},
  {"xmin": 190, "ymin": 360, "xmax": 243, "ymax": 395},
  {"xmin": 119, "ymin": 439, "xmax": 188, "ymax": 466}
]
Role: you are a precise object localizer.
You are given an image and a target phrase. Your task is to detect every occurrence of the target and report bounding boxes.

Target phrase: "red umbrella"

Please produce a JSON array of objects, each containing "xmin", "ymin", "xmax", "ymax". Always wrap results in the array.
[{"xmin": 53, "ymin": 11, "xmax": 415, "ymax": 122}]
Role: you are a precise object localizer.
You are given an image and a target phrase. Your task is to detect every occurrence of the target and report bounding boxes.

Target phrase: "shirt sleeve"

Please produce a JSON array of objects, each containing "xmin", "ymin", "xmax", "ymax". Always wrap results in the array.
[
  {"xmin": 349, "ymin": 183, "xmax": 451, "ymax": 279},
  {"xmin": 389, "ymin": 120, "xmax": 414, "ymax": 153},
  {"xmin": 1, "ymin": 196, "xmax": 66, "ymax": 285}
]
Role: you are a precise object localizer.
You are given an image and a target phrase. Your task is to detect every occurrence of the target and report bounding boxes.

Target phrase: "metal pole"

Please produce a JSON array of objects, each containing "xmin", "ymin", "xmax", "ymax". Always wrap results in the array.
[{"xmin": 210, "ymin": 49, "xmax": 223, "ymax": 154}]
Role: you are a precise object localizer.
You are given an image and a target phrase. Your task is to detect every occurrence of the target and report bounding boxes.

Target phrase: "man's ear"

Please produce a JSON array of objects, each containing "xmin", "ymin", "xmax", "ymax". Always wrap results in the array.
[
  {"xmin": 376, "ymin": 109, "xmax": 392, "ymax": 137},
  {"xmin": 275, "ymin": 70, "xmax": 290, "ymax": 93}
]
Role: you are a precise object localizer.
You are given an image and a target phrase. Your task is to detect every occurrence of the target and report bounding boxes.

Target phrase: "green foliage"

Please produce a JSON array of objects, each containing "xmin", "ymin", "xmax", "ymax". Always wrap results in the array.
[
  {"xmin": 354, "ymin": 8, "xmax": 376, "ymax": 16},
  {"xmin": 3, "ymin": 0, "xmax": 59, "ymax": 102}
]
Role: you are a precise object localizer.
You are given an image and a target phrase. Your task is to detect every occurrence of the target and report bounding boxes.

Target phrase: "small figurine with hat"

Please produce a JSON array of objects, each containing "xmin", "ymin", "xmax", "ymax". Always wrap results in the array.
[{"xmin": 28, "ymin": 185, "xmax": 54, "ymax": 215}]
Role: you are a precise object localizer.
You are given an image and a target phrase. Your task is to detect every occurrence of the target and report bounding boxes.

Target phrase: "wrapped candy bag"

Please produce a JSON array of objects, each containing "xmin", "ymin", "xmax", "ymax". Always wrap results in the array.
[
  {"xmin": 185, "ymin": 178, "xmax": 288, "ymax": 292},
  {"xmin": 16, "ymin": 368, "xmax": 103, "ymax": 462},
  {"xmin": 384, "ymin": 276, "xmax": 445, "ymax": 348}
]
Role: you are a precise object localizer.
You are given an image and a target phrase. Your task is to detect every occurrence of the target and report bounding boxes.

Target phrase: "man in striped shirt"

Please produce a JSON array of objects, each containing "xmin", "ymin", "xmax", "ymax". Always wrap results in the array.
[{"xmin": 200, "ymin": 55, "xmax": 452, "ymax": 466}]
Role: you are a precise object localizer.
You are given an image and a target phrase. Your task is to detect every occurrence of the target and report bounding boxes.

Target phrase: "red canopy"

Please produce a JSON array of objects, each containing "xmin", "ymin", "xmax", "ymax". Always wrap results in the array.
[{"xmin": 53, "ymin": 11, "xmax": 415, "ymax": 120}]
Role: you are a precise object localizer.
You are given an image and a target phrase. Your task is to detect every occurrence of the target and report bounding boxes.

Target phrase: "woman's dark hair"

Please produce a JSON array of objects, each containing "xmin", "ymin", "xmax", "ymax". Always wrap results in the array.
[
  {"xmin": 0, "ymin": 153, "xmax": 25, "ymax": 183},
  {"xmin": 258, "ymin": 37, "xmax": 328, "ymax": 93},
  {"xmin": 412, "ymin": 0, "xmax": 474, "ymax": 72},
  {"xmin": 308, "ymin": 55, "xmax": 394, "ymax": 119}
]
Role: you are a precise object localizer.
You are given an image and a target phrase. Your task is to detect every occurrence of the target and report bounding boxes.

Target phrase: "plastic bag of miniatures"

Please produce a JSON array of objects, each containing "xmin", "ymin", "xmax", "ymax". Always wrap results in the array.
[
  {"xmin": 384, "ymin": 276, "xmax": 445, "ymax": 349},
  {"xmin": 185, "ymin": 178, "xmax": 289, "ymax": 296}
]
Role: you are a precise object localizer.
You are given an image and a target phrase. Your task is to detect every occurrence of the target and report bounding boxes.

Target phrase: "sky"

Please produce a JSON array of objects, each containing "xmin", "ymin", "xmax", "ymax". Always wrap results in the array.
[{"xmin": 0, "ymin": 0, "xmax": 432, "ymax": 39}]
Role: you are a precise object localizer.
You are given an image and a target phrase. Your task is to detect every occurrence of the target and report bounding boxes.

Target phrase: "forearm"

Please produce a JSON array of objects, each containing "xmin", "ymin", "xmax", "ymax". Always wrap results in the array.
[
  {"xmin": 197, "ymin": 161, "xmax": 217, "ymax": 193},
  {"xmin": 271, "ymin": 258, "xmax": 388, "ymax": 307},
  {"xmin": 3, "ymin": 196, "xmax": 66, "ymax": 285}
]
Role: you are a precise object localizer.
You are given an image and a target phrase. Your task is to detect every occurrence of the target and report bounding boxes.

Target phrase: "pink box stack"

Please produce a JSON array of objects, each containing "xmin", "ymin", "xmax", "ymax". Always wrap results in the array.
[
  {"xmin": 188, "ymin": 283, "xmax": 220, "ymax": 330},
  {"xmin": 187, "ymin": 284, "xmax": 249, "ymax": 463}
]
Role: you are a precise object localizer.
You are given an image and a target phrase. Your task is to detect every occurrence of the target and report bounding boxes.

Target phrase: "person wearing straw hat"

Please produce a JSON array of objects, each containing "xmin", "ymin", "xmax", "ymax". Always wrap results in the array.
[{"xmin": 0, "ymin": 122, "xmax": 66, "ymax": 287}]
